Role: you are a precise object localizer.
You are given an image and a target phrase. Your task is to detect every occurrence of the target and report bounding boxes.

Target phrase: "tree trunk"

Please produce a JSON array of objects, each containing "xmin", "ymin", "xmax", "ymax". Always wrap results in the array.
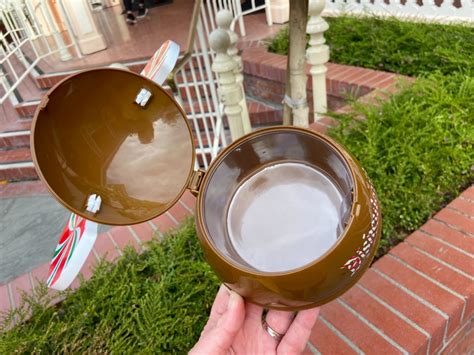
[{"xmin": 283, "ymin": 0, "xmax": 309, "ymax": 127}]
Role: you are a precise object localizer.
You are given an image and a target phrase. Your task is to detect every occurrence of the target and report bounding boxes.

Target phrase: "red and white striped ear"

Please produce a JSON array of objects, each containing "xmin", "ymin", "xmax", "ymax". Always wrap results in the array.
[
  {"xmin": 47, "ymin": 41, "xmax": 180, "ymax": 290},
  {"xmin": 141, "ymin": 40, "xmax": 180, "ymax": 85},
  {"xmin": 47, "ymin": 213, "xmax": 98, "ymax": 290}
]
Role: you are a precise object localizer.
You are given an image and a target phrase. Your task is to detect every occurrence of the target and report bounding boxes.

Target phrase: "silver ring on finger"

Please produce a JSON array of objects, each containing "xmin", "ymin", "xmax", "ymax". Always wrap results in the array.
[{"xmin": 261, "ymin": 309, "xmax": 285, "ymax": 342}]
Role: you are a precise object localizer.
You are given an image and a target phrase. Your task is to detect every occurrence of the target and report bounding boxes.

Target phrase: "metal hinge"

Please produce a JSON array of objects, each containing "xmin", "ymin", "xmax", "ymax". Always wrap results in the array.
[
  {"xmin": 38, "ymin": 96, "xmax": 49, "ymax": 111},
  {"xmin": 188, "ymin": 169, "xmax": 205, "ymax": 196}
]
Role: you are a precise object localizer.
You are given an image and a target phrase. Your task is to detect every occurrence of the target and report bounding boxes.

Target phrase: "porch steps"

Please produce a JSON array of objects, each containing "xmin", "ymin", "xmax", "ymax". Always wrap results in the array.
[
  {"xmin": 0, "ymin": 130, "xmax": 30, "ymax": 150},
  {"xmin": 2, "ymin": 51, "xmax": 282, "ymax": 183},
  {"xmin": 0, "ymin": 97, "xmax": 277, "ymax": 182},
  {"xmin": 0, "ymin": 145, "xmax": 36, "ymax": 182}
]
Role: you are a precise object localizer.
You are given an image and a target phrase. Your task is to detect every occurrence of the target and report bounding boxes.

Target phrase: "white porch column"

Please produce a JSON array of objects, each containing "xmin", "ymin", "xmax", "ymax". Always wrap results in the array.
[
  {"xmin": 307, "ymin": 0, "xmax": 329, "ymax": 121},
  {"xmin": 216, "ymin": 10, "xmax": 251, "ymax": 135},
  {"xmin": 210, "ymin": 28, "xmax": 245, "ymax": 141},
  {"xmin": 38, "ymin": 0, "xmax": 72, "ymax": 61},
  {"xmin": 60, "ymin": 0, "xmax": 107, "ymax": 55},
  {"xmin": 270, "ymin": 0, "xmax": 289, "ymax": 24}
]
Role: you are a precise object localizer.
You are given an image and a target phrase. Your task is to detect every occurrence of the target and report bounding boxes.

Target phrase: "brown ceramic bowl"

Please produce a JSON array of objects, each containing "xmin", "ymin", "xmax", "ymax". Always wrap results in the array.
[
  {"xmin": 31, "ymin": 69, "xmax": 381, "ymax": 310},
  {"xmin": 196, "ymin": 127, "xmax": 381, "ymax": 310}
]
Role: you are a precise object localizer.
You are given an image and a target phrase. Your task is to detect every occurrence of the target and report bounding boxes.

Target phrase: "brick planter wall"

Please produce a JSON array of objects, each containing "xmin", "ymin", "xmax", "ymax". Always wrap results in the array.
[{"xmin": 242, "ymin": 47, "xmax": 398, "ymax": 127}]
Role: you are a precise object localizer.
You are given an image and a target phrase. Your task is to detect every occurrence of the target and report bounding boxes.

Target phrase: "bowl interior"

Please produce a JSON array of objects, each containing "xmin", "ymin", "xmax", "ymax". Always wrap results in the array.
[
  {"xmin": 202, "ymin": 129, "xmax": 354, "ymax": 273},
  {"xmin": 32, "ymin": 69, "xmax": 194, "ymax": 225}
]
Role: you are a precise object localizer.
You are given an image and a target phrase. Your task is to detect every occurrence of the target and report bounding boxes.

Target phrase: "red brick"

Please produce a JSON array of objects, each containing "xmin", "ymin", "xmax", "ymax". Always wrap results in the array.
[
  {"xmin": 30, "ymin": 262, "xmax": 49, "ymax": 286},
  {"xmin": 328, "ymin": 79, "xmax": 337, "ymax": 96},
  {"xmin": 69, "ymin": 278, "xmax": 81, "ymax": 290},
  {"xmin": 301, "ymin": 345, "xmax": 313, "ymax": 355},
  {"xmin": 346, "ymin": 69, "xmax": 379, "ymax": 86},
  {"xmin": 30, "ymin": 262, "xmax": 70, "ymax": 303},
  {"xmin": 461, "ymin": 186, "xmax": 474, "ymax": 201},
  {"xmin": 309, "ymin": 318, "xmax": 359, "ymax": 354},
  {"xmin": 326, "ymin": 63, "xmax": 348, "ymax": 77},
  {"xmin": 389, "ymin": 243, "xmax": 472, "ymax": 317},
  {"xmin": 108, "ymin": 227, "xmax": 141, "ymax": 253},
  {"xmin": 14, "ymin": 106, "xmax": 24, "ymax": 117},
  {"xmin": 337, "ymin": 68, "xmax": 364, "ymax": 84},
  {"xmin": 36, "ymin": 77, "xmax": 46, "ymax": 88},
  {"xmin": 330, "ymin": 66, "xmax": 356, "ymax": 81},
  {"xmin": 439, "ymin": 318, "xmax": 473, "ymax": 354},
  {"xmin": 364, "ymin": 73, "xmax": 395, "ymax": 88},
  {"xmin": 36, "ymin": 77, "xmax": 45, "ymax": 88},
  {"xmin": 0, "ymin": 284, "xmax": 12, "ymax": 316},
  {"xmin": 377, "ymin": 76, "xmax": 398, "ymax": 90},
  {"xmin": 167, "ymin": 201, "xmax": 191, "ymax": 224},
  {"xmin": 421, "ymin": 219, "xmax": 474, "ymax": 255},
  {"xmin": 405, "ymin": 231, "xmax": 474, "ymax": 277},
  {"xmin": 309, "ymin": 122, "xmax": 328, "ymax": 134},
  {"xmin": 448, "ymin": 197, "xmax": 474, "ymax": 217},
  {"xmin": 320, "ymin": 301, "xmax": 401, "ymax": 353},
  {"xmin": 319, "ymin": 116, "xmax": 338, "ymax": 127},
  {"xmin": 94, "ymin": 232, "xmax": 120, "ymax": 262},
  {"xmin": 360, "ymin": 269, "xmax": 445, "ymax": 352},
  {"xmin": 373, "ymin": 256, "xmax": 464, "ymax": 337},
  {"xmin": 435, "ymin": 208, "xmax": 474, "ymax": 235},
  {"xmin": 341, "ymin": 286, "xmax": 428, "ymax": 354},
  {"xmin": 0, "ymin": 147, "xmax": 31, "ymax": 163},
  {"xmin": 20, "ymin": 167, "xmax": 37, "ymax": 180},
  {"xmin": 130, "ymin": 223, "xmax": 155, "ymax": 243},
  {"xmin": 78, "ymin": 252, "xmax": 99, "ymax": 281},
  {"xmin": 150, "ymin": 213, "xmax": 177, "ymax": 234},
  {"xmin": 1, "ymin": 168, "xmax": 15, "ymax": 181},
  {"xmin": 10, "ymin": 273, "xmax": 33, "ymax": 308}
]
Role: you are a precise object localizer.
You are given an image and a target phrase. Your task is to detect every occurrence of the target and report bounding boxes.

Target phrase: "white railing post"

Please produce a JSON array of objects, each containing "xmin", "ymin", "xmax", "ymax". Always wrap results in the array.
[
  {"xmin": 216, "ymin": 9, "xmax": 251, "ymax": 135},
  {"xmin": 0, "ymin": 65, "xmax": 19, "ymax": 106},
  {"xmin": 307, "ymin": 0, "xmax": 329, "ymax": 121},
  {"xmin": 265, "ymin": 0, "xmax": 273, "ymax": 26},
  {"xmin": 210, "ymin": 28, "xmax": 245, "ymax": 141}
]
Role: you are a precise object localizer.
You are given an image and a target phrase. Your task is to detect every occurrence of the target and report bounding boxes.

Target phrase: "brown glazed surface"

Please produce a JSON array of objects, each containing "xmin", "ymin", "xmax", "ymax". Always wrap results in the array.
[
  {"xmin": 31, "ymin": 69, "xmax": 195, "ymax": 225},
  {"xmin": 195, "ymin": 126, "xmax": 381, "ymax": 311}
]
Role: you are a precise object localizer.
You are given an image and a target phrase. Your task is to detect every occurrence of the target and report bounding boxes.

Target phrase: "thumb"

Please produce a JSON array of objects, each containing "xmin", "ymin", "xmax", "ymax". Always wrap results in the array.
[{"xmin": 190, "ymin": 291, "xmax": 245, "ymax": 354}]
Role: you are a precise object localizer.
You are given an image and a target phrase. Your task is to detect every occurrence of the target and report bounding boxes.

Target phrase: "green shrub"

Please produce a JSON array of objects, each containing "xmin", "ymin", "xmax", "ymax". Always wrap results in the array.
[
  {"xmin": 268, "ymin": 16, "xmax": 474, "ymax": 77},
  {"xmin": 0, "ymin": 219, "xmax": 219, "ymax": 353},
  {"xmin": 328, "ymin": 72, "xmax": 474, "ymax": 255}
]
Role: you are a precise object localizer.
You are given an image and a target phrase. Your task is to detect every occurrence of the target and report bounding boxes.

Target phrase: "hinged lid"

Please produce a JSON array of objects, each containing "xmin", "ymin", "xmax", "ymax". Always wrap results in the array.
[{"xmin": 31, "ymin": 69, "xmax": 197, "ymax": 226}]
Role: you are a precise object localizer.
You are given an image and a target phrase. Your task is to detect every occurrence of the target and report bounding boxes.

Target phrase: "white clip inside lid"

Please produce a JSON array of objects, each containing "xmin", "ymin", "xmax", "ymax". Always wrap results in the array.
[{"xmin": 86, "ymin": 194, "xmax": 102, "ymax": 214}]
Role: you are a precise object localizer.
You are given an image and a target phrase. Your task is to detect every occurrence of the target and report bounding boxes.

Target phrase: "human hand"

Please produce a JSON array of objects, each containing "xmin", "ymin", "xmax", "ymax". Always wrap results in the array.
[{"xmin": 189, "ymin": 284, "xmax": 320, "ymax": 355}]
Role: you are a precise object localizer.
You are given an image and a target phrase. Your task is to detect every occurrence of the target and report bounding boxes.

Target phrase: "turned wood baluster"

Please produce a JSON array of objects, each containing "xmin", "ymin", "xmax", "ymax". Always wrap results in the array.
[
  {"xmin": 216, "ymin": 9, "xmax": 252, "ymax": 135},
  {"xmin": 210, "ymin": 28, "xmax": 245, "ymax": 141},
  {"xmin": 307, "ymin": 0, "xmax": 329, "ymax": 121}
]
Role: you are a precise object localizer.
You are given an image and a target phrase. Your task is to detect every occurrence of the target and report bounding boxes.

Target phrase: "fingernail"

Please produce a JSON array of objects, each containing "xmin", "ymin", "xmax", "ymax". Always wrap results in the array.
[
  {"xmin": 219, "ymin": 284, "xmax": 230, "ymax": 295},
  {"xmin": 228, "ymin": 291, "xmax": 239, "ymax": 309}
]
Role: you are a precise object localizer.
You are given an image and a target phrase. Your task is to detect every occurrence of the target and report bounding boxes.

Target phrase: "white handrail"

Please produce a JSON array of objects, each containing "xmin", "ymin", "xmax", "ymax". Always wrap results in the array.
[{"xmin": 0, "ymin": 0, "xmax": 80, "ymax": 105}]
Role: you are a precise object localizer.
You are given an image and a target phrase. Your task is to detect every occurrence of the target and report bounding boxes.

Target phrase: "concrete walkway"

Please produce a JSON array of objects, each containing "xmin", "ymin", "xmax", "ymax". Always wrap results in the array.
[{"xmin": 0, "ymin": 184, "xmax": 110, "ymax": 284}]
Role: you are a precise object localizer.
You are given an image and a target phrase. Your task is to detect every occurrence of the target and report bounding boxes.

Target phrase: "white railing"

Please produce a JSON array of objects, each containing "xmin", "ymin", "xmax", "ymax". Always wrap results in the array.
[
  {"xmin": 0, "ymin": 0, "xmax": 80, "ymax": 105},
  {"xmin": 324, "ymin": 0, "xmax": 474, "ymax": 23},
  {"xmin": 175, "ymin": 0, "xmax": 259, "ymax": 166},
  {"xmin": 167, "ymin": 0, "xmax": 231, "ymax": 168}
]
